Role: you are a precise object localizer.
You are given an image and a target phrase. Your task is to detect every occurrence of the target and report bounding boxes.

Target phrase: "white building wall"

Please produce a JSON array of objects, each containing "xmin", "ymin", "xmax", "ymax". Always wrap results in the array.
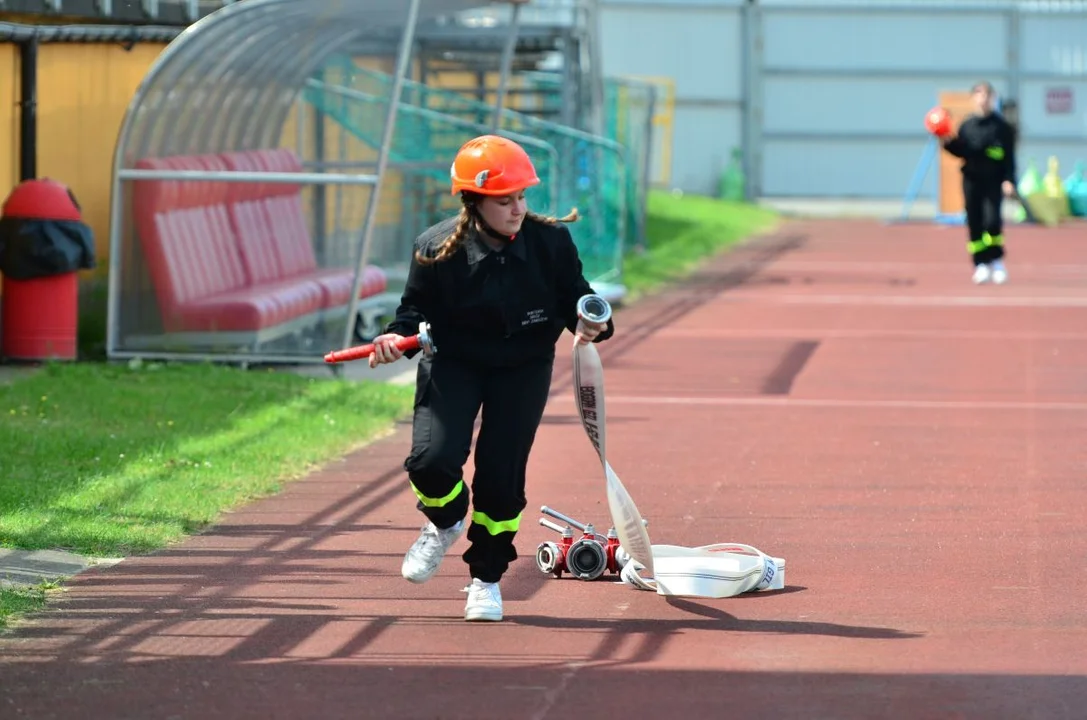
[
  {"xmin": 598, "ymin": 0, "xmax": 1087, "ymax": 199},
  {"xmin": 599, "ymin": 0, "xmax": 746, "ymax": 196}
]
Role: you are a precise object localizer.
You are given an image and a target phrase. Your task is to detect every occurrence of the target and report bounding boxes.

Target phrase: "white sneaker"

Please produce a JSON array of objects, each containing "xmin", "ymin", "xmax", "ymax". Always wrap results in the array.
[
  {"xmin": 464, "ymin": 578, "xmax": 503, "ymax": 622},
  {"xmin": 401, "ymin": 520, "xmax": 464, "ymax": 584},
  {"xmin": 972, "ymin": 264, "xmax": 992, "ymax": 284},
  {"xmin": 990, "ymin": 260, "xmax": 1007, "ymax": 285}
]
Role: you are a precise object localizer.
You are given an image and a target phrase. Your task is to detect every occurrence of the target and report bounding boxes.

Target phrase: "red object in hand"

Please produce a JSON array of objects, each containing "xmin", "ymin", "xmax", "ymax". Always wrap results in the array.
[
  {"xmin": 925, "ymin": 106, "xmax": 952, "ymax": 138},
  {"xmin": 323, "ymin": 321, "xmax": 436, "ymax": 364}
]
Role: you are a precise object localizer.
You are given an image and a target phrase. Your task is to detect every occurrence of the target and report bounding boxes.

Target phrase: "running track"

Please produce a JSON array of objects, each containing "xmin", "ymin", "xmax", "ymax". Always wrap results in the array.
[{"xmin": 3, "ymin": 218, "xmax": 1086, "ymax": 719}]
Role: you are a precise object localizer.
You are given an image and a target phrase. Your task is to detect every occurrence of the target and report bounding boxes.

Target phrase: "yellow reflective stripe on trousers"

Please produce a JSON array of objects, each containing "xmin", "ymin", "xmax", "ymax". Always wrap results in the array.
[
  {"xmin": 471, "ymin": 510, "xmax": 522, "ymax": 535},
  {"xmin": 410, "ymin": 479, "xmax": 464, "ymax": 508},
  {"xmin": 985, "ymin": 233, "xmax": 1004, "ymax": 247},
  {"xmin": 968, "ymin": 239, "xmax": 987, "ymax": 254}
]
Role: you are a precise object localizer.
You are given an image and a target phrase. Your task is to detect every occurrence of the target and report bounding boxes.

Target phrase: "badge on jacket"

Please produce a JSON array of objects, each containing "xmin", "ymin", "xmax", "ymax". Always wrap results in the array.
[{"xmin": 521, "ymin": 308, "xmax": 549, "ymax": 326}]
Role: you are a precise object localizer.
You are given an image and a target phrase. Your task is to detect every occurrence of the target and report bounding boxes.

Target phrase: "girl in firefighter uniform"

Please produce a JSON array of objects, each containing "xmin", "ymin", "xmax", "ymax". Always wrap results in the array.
[
  {"xmin": 368, "ymin": 135, "xmax": 615, "ymax": 621},
  {"xmin": 940, "ymin": 81, "xmax": 1018, "ymax": 285}
]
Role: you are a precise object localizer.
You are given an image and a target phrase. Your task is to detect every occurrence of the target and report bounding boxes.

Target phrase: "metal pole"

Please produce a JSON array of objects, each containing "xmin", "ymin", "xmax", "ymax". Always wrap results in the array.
[
  {"xmin": 491, "ymin": 0, "xmax": 524, "ymax": 131},
  {"xmin": 116, "ymin": 168, "xmax": 381, "ymax": 185},
  {"xmin": 1006, "ymin": 7, "xmax": 1021, "ymax": 111},
  {"xmin": 105, "ymin": 157, "xmax": 125, "ymax": 358},
  {"xmin": 741, "ymin": 0, "xmax": 754, "ymax": 201},
  {"xmin": 340, "ymin": 0, "xmax": 422, "ymax": 351},
  {"xmin": 747, "ymin": 0, "xmax": 765, "ymax": 199},
  {"xmin": 586, "ymin": 0, "xmax": 606, "ymax": 138},
  {"xmin": 314, "ymin": 65, "xmax": 329, "ymax": 267},
  {"xmin": 18, "ymin": 37, "xmax": 38, "ymax": 181},
  {"xmin": 638, "ymin": 84, "xmax": 656, "ymax": 249},
  {"xmin": 333, "ymin": 87, "xmax": 348, "ymax": 265},
  {"xmin": 296, "ymin": 91, "xmax": 305, "ymax": 157}
]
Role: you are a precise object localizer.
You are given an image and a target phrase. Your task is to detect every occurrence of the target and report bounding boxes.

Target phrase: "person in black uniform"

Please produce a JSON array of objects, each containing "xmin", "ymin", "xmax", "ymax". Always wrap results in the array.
[
  {"xmin": 367, "ymin": 134, "xmax": 615, "ymax": 622},
  {"xmin": 940, "ymin": 81, "xmax": 1018, "ymax": 285}
]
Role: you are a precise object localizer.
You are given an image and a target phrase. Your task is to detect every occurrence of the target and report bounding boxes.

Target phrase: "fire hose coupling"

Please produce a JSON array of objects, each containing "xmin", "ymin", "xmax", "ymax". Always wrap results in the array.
[
  {"xmin": 414, "ymin": 321, "xmax": 437, "ymax": 356},
  {"xmin": 535, "ymin": 505, "xmax": 648, "ymax": 582},
  {"xmin": 577, "ymin": 294, "xmax": 612, "ymax": 326}
]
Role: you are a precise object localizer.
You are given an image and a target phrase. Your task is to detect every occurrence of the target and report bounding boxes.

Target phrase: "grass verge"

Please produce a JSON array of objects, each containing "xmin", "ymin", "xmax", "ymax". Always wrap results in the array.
[
  {"xmin": 622, "ymin": 189, "xmax": 781, "ymax": 301},
  {"xmin": 0, "ymin": 582, "xmax": 56, "ymax": 631},
  {"xmin": 0, "ymin": 361, "xmax": 414, "ymax": 559}
]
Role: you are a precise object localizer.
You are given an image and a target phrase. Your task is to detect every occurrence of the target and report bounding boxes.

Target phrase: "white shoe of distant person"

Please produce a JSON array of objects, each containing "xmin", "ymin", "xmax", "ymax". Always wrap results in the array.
[{"xmin": 972, "ymin": 263, "xmax": 992, "ymax": 285}]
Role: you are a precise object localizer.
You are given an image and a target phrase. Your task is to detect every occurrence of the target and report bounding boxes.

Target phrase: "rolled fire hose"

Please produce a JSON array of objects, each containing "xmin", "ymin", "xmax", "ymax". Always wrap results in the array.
[{"xmin": 572, "ymin": 295, "xmax": 786, "ymax": 599}]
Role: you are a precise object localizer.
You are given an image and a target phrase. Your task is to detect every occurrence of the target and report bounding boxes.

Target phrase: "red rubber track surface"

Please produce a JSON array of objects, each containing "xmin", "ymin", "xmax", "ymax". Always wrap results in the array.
[{"xmin": 4, "ymin": 219, "xmax": 1087, "ymax": 719}]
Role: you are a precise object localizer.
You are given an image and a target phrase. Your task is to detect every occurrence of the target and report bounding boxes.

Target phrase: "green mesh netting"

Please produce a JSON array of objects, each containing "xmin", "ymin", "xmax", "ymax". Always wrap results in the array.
[
  {"xmin": 302, "ymin": 55, "xmax": 643, "ymax": 285},
  {"xmin": 605, "ymin": 77, "xmax": 656, "ymax": 252},
  {"xmin": 517, "ymin": 70, "xmax": 657, "ymax": 253},
  {"xmin": 302, "ymin": 61, "xmax": 558, "ymax": 265}
]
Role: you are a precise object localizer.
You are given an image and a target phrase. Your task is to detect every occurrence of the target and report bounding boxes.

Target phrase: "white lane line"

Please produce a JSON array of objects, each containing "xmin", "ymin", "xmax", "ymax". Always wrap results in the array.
[{"xmin": 549, "ymin": 395, "xmax": 1087, "ymax": 412}]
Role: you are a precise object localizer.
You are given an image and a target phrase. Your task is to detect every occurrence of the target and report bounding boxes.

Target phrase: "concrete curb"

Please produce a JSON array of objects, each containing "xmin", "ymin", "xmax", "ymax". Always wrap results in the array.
[{"xmin": 0, "ymin": 549, "xmax": 123, "ymax": 590}]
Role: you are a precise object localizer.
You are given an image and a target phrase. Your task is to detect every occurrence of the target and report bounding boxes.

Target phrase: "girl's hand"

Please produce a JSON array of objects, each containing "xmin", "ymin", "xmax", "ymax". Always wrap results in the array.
[
  {"xmin": 368, "ymin": 334, "xmax": 405, "ymax": 368},
  {"xmin": 575, "ymin": 319, "xmax": 607, "ymax": 346}
]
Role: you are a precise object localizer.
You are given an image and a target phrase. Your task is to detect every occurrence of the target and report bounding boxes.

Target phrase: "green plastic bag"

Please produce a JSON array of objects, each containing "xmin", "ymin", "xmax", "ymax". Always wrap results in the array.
[
  {"xmin": 1043, "ymin": 156, "xmax": 1071, "ymax": 218},
  {"xmin": 718, "ymin": 147, "xmax": 746, "ymax": 201},
  {"xmin": 1018, "ymin": 158, "xmax": 1042, "ymax": 197},
  {"xmin": 1065, "ymin": 161, "xmax": 1087, "ymax": 217},
  {"xmin": 1015, "ymin": 159, "xmax": 1043, "ymax": 222}
]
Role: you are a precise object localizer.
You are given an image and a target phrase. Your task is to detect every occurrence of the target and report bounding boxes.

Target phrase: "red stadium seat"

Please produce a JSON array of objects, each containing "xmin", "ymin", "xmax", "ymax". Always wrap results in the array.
[
  {"xmin": 217, "ymin": 148, "xmax": 388, "ymax": 309},
  {"xmin": 131, "ymin": 153, "xmax": 324, "ymax": 336},
  {"xmin": 130, "ymin": 147, "xmax": 392, "ymax": 348}
]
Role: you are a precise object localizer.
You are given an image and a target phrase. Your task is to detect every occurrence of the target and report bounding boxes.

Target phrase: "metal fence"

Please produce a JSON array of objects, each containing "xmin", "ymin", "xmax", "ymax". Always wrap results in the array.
[
  {"xmin": 300, "ymin": 63, "xmax": 562, "ymax": 273},
  {"xmin": 307, "ymin": 57, "xmax": 644, "ymax": 285},
  {"xmin": 516, "ymin": 69, "xmax": 659, "ymax": 253}
]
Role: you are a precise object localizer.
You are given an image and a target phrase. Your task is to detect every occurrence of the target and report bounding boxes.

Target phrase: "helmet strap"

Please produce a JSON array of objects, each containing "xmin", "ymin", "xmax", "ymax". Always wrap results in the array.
[{"xmin": 478, "ymin": 218, "xmax": 516, "ymax": 244}]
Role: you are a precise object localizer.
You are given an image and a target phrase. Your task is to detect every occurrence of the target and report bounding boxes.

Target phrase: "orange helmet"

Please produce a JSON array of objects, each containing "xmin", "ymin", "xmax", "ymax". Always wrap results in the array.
[{"xmin": 450, "ymin": 135, "xmax": 541, "ymax": 196}]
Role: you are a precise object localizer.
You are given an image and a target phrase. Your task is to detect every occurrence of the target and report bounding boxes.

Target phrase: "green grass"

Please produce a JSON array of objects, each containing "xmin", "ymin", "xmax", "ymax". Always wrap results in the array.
[
  {"xmin": 77, "ymin": 277, "xmax": 110, "ymax": 360},
  {"xmin": 0, "ymin": 582, "xmax": 56, "ymax": 631},
  {"xmin": 622, "ymin": 189, "xmax": 781, "ymax": 301},
  {"xmin": 0, "ymin": 361, "xmax": 414, "ymax": 558}
]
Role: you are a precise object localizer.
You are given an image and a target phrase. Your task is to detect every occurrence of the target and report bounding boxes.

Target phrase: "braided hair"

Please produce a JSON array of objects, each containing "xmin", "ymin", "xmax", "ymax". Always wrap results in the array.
[
  {"xmin": 415, "ymin": 192, "xmax": 579, "ymax": 265},
  {"xmin": 526, "ymin": 208, "xmax": 580, "ymax": 225},
  {"xmin": 414, "ymin": 205, "xmax": 475, "ymax": 266}
]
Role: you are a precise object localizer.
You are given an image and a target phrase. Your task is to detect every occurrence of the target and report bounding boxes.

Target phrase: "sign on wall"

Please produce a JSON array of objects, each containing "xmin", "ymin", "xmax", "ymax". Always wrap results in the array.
[{"xmin": 1045, "ymin": 87, "xmax": 1074, "ymax": 115}]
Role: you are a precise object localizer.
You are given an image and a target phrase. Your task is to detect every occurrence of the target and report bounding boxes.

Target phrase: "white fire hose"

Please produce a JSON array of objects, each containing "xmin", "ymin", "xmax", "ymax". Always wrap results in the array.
[{"xmin": 572, "ymin": 295, "xmax": 786, "ymax": 599}]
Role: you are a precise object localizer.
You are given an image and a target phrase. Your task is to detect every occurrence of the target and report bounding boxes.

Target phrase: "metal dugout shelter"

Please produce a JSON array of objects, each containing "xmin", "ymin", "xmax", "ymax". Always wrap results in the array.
[{"xmin": 106, "ymin": 0, "xmax": 504, "ymax": 366}]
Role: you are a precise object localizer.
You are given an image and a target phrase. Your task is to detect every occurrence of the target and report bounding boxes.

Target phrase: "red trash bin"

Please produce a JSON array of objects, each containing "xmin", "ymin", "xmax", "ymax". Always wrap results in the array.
[{"xmin": 0, "ymin": 178, "xmax": 96, "ymax": 362}]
